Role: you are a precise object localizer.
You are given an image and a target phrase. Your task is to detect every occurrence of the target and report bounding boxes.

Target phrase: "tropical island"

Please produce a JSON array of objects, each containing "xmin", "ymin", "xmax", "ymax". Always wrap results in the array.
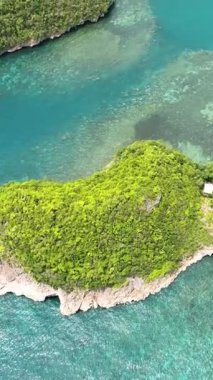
[
  {"xmin": 0, "ymin": 141, "xmax": 212, "ymax": 315},
  {"xmin": 0, "ymin": 0, "xmax": 113, "ymax": 55},
  {"xmin": 0, "ymin": 0, "xmax": 212, "ymax": 316}
]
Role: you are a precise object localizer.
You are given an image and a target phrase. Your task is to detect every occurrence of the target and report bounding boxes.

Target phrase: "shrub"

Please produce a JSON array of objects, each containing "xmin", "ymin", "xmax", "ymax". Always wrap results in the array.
[{"xmin": 200, "ymin": 162, "xmax": 213, "ymax": 183}]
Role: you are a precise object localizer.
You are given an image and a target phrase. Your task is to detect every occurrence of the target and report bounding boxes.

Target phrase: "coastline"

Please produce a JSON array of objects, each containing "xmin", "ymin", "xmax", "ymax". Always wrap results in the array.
[
  {"xmin": 0, "ymin": 5, "xmax": 113, "ymax": 57},
  {"xmin": 0, "ymin": 246, "xmax": 212, "ymax": 316}
]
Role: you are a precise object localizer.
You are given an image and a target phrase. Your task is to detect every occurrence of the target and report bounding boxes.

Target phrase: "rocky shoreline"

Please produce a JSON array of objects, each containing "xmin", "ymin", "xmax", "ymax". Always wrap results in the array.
[
  {"xmin": 0, "ymin": 246, "xmax": 212, "ymax": 316},
  {"xmin": 0, "ymin": 7, "xmax": 112, "ymax": 57}
]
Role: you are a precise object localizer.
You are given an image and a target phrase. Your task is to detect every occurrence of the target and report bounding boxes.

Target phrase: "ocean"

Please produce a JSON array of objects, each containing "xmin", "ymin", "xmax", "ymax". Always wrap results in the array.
[{"xmin": 0, "ymin": 1, "xmax": 212, "ymax": 378}]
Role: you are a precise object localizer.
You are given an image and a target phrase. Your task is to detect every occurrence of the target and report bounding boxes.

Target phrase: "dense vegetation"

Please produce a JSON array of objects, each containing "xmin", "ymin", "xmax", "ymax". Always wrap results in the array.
[
  {"xmin": 0, "ymin": 0, "xmax": 113, "ymax": 53},
  {"xmin": 0, "ymin": 141, "xmax": 212, "ymax": 291},
  {"xmin": 201, "ymin": 162, "xmax": 213, "ymax": 183}
]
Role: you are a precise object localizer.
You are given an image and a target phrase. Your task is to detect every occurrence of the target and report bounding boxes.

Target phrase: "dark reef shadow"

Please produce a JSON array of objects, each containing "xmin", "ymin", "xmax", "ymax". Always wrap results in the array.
[{"xmin": 134, "ymin": 113, "xmax": 175, "ymax": 144}]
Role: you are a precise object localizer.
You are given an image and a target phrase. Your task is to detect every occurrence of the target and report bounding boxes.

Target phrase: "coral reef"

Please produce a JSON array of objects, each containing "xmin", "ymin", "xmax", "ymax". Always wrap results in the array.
[{"xmin": 0, "ymin": 0, "xmax": 156, "ymax": 96}]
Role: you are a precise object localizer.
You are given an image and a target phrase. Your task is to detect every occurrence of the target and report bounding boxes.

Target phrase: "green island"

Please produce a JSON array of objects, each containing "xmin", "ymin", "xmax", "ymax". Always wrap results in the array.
[
  {"xmin": 0, "ymin": 0, "xmax": 113, "ymax": 54},
  {"xmin": 0, "ymin": 141, "xmax": 212, "ymax": 291}
]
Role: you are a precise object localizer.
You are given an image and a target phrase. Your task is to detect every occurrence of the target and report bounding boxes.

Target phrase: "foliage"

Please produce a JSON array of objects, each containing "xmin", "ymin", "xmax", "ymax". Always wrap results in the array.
[
  {"xmin": 203, "ymin": 197, "xmax": 213, "ymax": 235},
  {"xmin": 200, "ymin": 162, "xmax": 213, "ymax": 183},
  {"xmin": 0, "ymin": 0, "xmax": 113, "ymax": 53},
  {"xmin": 207, "ymin": 198, "xmax": 213, "ymax": 226},
  {"xmin": 0, "ymin": 141, "xmax": 211, "ymax": 291}
]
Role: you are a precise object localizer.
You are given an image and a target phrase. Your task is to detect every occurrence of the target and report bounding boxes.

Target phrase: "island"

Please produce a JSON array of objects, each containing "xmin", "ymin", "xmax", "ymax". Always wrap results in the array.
[
  {"xmin": 0, "ymin": 140, "xmax": 212, "ymax": 315},
  {"xmin": 0, "ymin": 0, "xmax": 114, "ymax": 55}
]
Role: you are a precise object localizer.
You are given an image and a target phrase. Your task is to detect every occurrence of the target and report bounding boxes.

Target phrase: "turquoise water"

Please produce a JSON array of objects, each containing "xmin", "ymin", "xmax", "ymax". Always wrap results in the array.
[
  {"xmin": 0, "ymin": 0, "xmax": 213, "ymax": 378},
  {"xmin": 1, "ymin": 0, "xmax": 213, "ymax": 184},
  {"xmin": 151, "ymin": 0, "xmax": 213, "ymax": 49},
  {"xmin": 0, "ymin": 257, "xmax": 212, "ymax": 379}
]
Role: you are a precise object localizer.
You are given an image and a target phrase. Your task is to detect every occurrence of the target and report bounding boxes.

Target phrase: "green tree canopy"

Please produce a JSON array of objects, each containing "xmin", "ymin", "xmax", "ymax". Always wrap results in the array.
[
  {"xmin": 0, "ymin": 141, "xmax": 212, "ymax": 291},
  {"xmin": 0, "ymin": 0, "xmax": 113, "ymax": 53}
]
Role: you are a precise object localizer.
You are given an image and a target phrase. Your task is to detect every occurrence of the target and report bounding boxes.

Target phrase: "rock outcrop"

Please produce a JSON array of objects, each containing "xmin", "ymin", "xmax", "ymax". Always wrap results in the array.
[{"xmin": 0, "ymin": 247, "xmax": 212, "ymax": 316}]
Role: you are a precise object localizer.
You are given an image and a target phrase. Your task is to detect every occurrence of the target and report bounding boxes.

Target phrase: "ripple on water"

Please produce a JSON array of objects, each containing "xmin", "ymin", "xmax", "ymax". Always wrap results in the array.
[{"xmin": 0, "ymin": 257, "xmax": 212, "ymax": 379}]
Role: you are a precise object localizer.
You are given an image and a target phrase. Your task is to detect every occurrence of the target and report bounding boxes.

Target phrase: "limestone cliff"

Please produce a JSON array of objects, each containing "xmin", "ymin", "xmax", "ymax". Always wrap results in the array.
[
  {"xmin": 0, "ymin": 248, "xmax": 212, "ymax": 316},
  {"xmin": 0, "ymin": 0, "xmax": 114, "ymax": 55}
]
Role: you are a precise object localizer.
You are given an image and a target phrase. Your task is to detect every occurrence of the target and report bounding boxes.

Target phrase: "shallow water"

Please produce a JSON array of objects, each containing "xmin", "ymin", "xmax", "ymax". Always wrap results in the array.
[
  {"xmin": 1, "ymin": 1, "xmax": 212, "ymax": 184},
  {"xmin": 0, "ymin": 0, "xmax": 213, "ymax": 378}
]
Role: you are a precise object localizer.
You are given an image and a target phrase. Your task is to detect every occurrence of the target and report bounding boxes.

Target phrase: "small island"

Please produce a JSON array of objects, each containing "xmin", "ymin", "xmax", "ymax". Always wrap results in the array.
[
  {"xmin": 0, "ymin": 141, "xmax": 212, "ymax": 315},
  {"xmin": 0, "ymin": 0, "xmax": 114, "ymax": 55}
]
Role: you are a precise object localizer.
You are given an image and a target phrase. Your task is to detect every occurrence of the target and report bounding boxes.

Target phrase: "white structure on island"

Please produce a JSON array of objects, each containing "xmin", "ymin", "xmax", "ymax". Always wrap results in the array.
[{"xmin": 203, "ymin": 183, "xmax": 213, "ymax": 195}]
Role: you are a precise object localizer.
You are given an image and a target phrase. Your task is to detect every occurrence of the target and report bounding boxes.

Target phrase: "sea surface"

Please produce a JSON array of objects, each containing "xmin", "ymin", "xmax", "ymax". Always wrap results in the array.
[{"xmin": 0, "ymin": 0, "xmax": 212, "ymax": 378}]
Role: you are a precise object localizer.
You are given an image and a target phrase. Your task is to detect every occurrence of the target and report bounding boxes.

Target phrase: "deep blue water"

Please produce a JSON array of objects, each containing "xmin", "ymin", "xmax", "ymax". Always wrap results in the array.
[{"xmin": 0, "ymin": 0, "xmax": 212, "ymax": 378}]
